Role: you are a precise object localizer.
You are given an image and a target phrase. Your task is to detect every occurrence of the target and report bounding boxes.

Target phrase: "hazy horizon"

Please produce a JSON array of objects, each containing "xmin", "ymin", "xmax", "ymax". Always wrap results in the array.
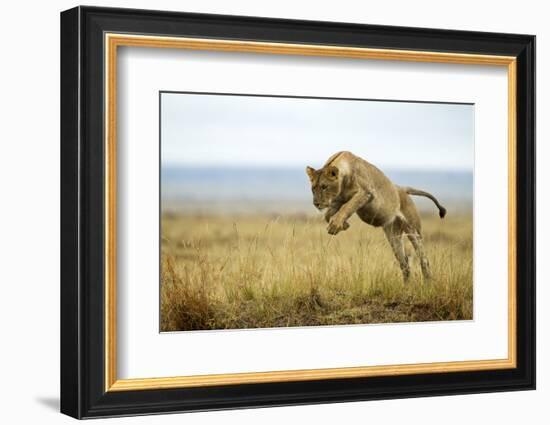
[{"xmin": 161, "ymin": 166, "xmax": 472, "ymax": 215}]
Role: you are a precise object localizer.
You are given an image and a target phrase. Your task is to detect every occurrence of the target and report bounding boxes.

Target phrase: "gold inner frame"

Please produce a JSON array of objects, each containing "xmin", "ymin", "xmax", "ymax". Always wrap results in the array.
[{"xmin": 104, "ymin": 33, "xmax": 517, "ymax": 392}]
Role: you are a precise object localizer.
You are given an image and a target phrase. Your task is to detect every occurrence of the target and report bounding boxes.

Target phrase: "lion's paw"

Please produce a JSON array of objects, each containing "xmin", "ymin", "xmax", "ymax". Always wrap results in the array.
[{"xmin": 327, "ymin": 217, "xmax": 349, "ymax": 235}]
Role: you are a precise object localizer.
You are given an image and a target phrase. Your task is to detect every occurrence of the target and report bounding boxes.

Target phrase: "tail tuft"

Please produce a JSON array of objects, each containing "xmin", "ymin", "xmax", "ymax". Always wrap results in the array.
[{"xmin": 439, "ymin": 206, "xmax": 447, "ymax": 219}]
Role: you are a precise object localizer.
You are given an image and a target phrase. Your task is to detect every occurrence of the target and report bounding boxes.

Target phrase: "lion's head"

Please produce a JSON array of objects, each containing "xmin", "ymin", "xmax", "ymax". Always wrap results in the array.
[{"xmin": 305, "ymin": 165, "xmax": 341, "ymax": 210}]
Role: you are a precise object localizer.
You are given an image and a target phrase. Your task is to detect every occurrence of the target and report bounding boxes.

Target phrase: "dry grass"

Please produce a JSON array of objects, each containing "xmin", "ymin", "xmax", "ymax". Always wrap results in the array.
[{"xmin": 160, "ymin": 212, "xmax": 473, "ymax": 331}]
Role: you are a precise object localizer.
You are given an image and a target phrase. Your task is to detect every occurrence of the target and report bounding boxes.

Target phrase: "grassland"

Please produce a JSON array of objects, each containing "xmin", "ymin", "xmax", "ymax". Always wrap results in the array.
[{"xmin": 160, "ymin": 212, "xmax": 473, "ymax": 332}]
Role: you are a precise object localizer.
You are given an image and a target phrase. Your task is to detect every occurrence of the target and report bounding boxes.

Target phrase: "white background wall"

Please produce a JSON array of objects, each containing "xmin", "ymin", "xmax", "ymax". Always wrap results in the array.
[{"xmin": 0, "ymin": 1, "xmax": 545, "ymax": 423}]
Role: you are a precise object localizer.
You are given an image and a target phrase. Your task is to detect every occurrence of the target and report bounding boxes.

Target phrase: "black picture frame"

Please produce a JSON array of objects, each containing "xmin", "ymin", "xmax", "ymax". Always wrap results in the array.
[{"xmin": 61, "ymin": 5, "xmax": 535, "ymax": 419}]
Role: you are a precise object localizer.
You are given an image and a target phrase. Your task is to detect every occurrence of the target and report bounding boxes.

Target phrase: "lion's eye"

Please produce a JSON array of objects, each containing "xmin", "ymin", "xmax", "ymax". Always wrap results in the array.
[{"xmin": 321, "ymin": 185, "xmax": 327, "ymax": 191}]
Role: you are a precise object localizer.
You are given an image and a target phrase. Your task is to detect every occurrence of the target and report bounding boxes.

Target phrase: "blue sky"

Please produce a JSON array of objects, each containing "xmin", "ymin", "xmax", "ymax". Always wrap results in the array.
[{"xmin": 161, "ymin": 92, "xmax": 474, "ymax": 171}]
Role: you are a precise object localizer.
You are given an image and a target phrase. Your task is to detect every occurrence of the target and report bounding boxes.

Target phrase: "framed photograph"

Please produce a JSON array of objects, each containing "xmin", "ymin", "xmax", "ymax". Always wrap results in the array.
[{"xmin": 60, "ymin": 6, "xmax": 535, "ymax": 419}]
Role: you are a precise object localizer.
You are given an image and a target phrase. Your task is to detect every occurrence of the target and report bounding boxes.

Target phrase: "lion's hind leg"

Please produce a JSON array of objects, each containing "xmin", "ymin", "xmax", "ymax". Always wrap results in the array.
[
  {"xmin": 383, "ymin": 219, "xmax": 410, "ymax": 282},
  {"xmin": 405, "ymin": 228, "xmax": 431, "ymax": 282},
  {"xmin": 398, "ymin": 189, "xmax": 431, "ymax": 282}
]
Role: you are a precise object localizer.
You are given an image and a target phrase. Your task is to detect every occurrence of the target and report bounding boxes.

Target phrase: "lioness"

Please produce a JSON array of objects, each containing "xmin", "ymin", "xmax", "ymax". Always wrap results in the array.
[{"xmin": 306, "ymin": 151, "xmax": 446, "ymax": 282}]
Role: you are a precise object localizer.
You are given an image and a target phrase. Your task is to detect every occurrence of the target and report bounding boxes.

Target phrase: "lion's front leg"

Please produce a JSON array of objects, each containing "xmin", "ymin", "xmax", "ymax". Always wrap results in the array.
[
  {"xmin": 324, "ymin": 204, "xmax": 350, "ymax": 231},
  {"xmin": 327, "ymin": 191, "xmax": 372, "ymax": 235}
]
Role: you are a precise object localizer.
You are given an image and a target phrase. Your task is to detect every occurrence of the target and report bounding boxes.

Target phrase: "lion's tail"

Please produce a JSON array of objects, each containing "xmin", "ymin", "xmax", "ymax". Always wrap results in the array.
[{"xmin": 403, "ymin": 186, "xmax": 447, "ymax": 218}]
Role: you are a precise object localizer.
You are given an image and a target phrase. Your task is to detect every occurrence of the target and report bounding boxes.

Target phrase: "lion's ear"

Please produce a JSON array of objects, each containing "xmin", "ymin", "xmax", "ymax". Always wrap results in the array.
[
  {"xmin": 306, "ymin": 166, "xmax": 316, "ymax": 181},
  {"xmin": 325, "ymin": 165, "xmax": 339, "ymax": 180}
]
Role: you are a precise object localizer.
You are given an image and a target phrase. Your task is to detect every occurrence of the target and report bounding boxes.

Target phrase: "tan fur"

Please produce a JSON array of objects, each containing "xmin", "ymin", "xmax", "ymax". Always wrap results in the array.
[{"xmin": 306, "ymin": 151, "xmax": 447, "ymax": 282}]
